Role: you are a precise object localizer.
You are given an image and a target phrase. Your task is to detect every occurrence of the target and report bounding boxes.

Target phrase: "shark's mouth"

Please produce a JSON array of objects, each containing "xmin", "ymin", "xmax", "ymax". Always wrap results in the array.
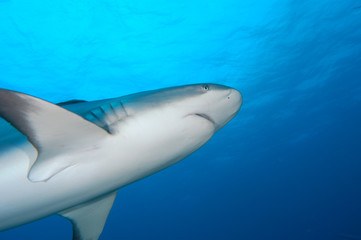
[{"xmin": 193, "ymin": 113, "xmax": 216, "ymax": 125}]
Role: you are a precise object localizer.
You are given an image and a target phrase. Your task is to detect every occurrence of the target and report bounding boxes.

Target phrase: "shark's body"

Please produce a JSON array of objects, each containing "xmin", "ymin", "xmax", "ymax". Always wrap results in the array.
[{"xmin": 0, "ymin": 84, "xmax": 242, "ymax": 240}]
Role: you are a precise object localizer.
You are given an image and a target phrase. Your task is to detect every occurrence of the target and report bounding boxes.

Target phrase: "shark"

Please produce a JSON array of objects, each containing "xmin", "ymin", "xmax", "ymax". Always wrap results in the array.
[{"xmin": 0, "ymin": 83, "xmax": 242, "ymax": 240}]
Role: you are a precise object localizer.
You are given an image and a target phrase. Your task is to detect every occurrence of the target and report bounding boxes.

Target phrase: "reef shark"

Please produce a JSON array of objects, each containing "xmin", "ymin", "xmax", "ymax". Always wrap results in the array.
[{"xmin": 0, "ymin": 83, "xmax": 242, "ymax": 240}]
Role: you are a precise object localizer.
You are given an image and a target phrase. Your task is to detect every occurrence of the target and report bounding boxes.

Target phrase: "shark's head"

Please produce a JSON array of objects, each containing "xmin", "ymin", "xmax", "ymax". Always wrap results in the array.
[
  {"xmin": 186, "ymin": 83, "xmax": 242, "ymax": 131},
  {"xmin": 122, "ymin": 83, "xmax": 242, "ymax": 133},
  {"xmin": 112, "ymin": 83, "xmax": 242, "ymax": 173},
  {"xmin": 122, "ymin": 84, "xmax": 242, "ymax": 139},
  {"xmin": 171, "ymin": 83, "xmax": 242, "ymax": 132}
]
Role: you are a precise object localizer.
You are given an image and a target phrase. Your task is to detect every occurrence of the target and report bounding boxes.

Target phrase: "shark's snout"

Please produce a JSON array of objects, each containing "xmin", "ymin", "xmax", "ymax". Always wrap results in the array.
[
  {"xmin": 202, "ymin": 85, "xmax": 242, "ymax": 132},
  {"xmin": 229, "ymin": 88, "xmax": 242, "ymax": 113}
]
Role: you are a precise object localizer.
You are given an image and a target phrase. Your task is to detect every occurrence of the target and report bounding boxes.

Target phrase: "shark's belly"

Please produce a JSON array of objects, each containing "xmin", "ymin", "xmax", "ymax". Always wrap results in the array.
[
  {"xmin": 0, "ymin": 141, "xmax": 111, "ymax": 231},
  {"xmin": 0, "ymin": 135, "xmax": 180, "ymax": 231},
  {"xmin": 0, "ymin": 143, "xmax": 47, "ymax": 230}
]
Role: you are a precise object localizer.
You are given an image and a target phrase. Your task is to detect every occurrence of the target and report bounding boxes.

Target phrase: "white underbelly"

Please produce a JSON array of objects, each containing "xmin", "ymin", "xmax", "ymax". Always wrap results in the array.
[{"xmin": 0, "ymin": 141, "xmax": 111, "ymax": 231}]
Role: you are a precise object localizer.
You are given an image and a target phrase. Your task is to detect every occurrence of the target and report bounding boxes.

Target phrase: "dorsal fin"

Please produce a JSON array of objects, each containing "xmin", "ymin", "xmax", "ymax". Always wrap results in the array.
[
  {"xmin": 0, "ymin": 89, "xmax": 109, "ymax": 182},
  {"xmin": 57, "ymin": 99, "xmax": 88, "ymax": 106}
]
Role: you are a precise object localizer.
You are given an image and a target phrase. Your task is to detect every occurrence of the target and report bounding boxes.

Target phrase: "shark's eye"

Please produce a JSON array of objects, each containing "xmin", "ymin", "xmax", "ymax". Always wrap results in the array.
[{"xmin": 203, "ymin": 85, "xmax": 209, "ymax": 91}]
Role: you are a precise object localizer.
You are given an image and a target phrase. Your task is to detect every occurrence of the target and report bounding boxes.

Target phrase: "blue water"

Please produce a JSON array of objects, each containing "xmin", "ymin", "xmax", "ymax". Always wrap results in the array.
[{"xmin": 1, "ymin": 0, "xmax": 361, "ymax": 239}]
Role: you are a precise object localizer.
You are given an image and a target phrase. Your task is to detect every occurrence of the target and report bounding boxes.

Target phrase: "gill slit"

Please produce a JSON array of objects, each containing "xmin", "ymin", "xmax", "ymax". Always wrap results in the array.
[
  {"xmin": 90, "ymin": 111, "xmax": 107, "ymax": 126},
  {"xmin": 119, "ymin": 100, "xmax": 129, "ymax": 116},
  {"xmin": 109, "ymin": 103, "xmax": 116, "ymax": 116}
]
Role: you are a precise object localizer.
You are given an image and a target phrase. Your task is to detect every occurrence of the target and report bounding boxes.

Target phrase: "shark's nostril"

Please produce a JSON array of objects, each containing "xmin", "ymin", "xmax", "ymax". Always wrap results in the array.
[{"xmin": 226, "ymin": 89, "xmax": 232, "ymax": 97}]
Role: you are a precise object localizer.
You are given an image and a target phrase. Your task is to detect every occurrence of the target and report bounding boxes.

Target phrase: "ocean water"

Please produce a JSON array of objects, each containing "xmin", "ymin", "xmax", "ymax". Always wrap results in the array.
[{"xmin": 0, "ymin": 0, "xmax": 361, "ymax": 239}]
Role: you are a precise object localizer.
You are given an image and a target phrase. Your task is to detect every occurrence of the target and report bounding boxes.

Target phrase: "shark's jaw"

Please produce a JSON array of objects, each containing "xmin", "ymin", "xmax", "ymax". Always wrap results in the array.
[{"xmin": 193, "ymin": 113, "xmax": 216, "ymax": 125}]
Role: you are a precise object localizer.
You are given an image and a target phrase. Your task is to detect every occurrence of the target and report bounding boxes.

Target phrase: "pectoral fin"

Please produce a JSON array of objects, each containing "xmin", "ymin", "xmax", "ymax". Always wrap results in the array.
[
  {"xmin": 0, "ymin": 89, "xmax": 109, "ymax": 182},
  {"xmin": 59, "ymin": 191, "xmax": 117, "ymax": 240}
]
